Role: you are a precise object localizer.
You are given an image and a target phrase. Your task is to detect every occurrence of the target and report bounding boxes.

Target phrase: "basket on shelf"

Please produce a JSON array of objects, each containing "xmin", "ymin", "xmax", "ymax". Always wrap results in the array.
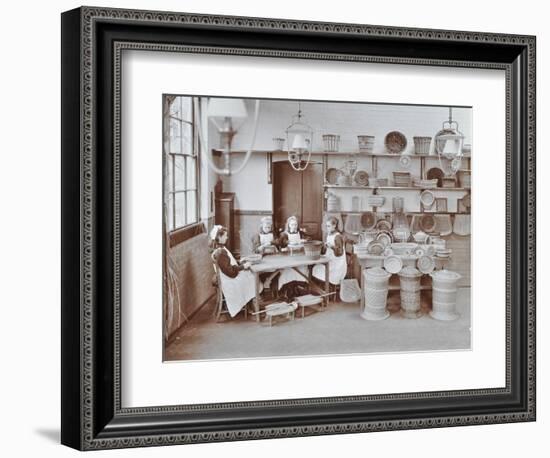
[
  {"xmin": 413, "ymin": 136, "xmax": 432, "ymax": 155},
  {"xmin": 304, "ymin": 241, "xmax": 323, "ymax": 260},
  {"xmin": 441, "ymin": 176, "xmax": 457, "ymax": 188},
  {"xmin": 322, "ymin": 134, "xmax": 340, "ymax": 152},
  {"xmin": 367, "ymin": 195, "xmax": 385, "ymax": 208},
  {"xmin": 327, "ymin": 193, "xmax": 340, "ymax": 212},
  {"xmin": 357, "ymin": 135, "xmax": 375, "ymax": 154},
  {"xmin": 457, "ymin": 170, "xmax": 471, "ymax": 188},
  {"xmin": 393, "ymin": 171, "xmax": 411, "ymax": 187},
  {"xmin": 272, "ymin": 137, "xmax": 285, "ymax": 150},
  {"xmin": 413, "ymin": 178, "xmax": 438, "ymax": 188},
  {"xmin": 370, "ymin": 177, "xmax": 388, "ymax": 187}
]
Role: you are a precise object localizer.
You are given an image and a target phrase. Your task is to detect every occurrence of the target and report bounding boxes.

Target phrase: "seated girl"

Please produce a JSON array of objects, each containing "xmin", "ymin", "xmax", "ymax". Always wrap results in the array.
[
  {"xmin": 210, "ymin": 225, "xmax": 259, "ymax": 318},
  {"xmin": 277, "ymin": 215, "xmax": 306, "ymax": 250},
  {"xmin": 277, "ymin": 216, "xmax": 309, "ymax": 296},
  {"xmin": 251, "ymin": 216, "xmax": 278, "ymax": 254},
  {"xmin": 312, "ymin": 216, "xmax": 347, "ymax": 286}
]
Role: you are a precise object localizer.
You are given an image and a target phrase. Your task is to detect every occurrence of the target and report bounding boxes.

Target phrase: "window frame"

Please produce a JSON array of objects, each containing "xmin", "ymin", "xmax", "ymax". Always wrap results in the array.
[{"xmin": 166, "ymin": 96, "xmax": 201, "ymax": 234}]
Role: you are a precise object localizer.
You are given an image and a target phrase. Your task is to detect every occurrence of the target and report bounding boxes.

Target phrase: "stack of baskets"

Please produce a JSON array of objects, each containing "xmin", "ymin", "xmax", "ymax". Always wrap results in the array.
[
  {"xmin": 357, "ymin": 135, "xmax": 375, "ymax": 154},
  {"xmin": 393, "ymin": 171, "xmax": 411, "ymax": 187}
]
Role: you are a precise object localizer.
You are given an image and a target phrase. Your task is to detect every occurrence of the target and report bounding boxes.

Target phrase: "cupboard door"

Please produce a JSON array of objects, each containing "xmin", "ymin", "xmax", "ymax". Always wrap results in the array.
[
  {"xmin": 273, "ymin": 161, "xmax": 302, "ymax": 233},
  {"xmin": 273, "ymin": 161, "xmax": 323, "ymax": 240},
  {"xmin": 301, "ymin": 163, "xmax": 323, "ymax": 240}
]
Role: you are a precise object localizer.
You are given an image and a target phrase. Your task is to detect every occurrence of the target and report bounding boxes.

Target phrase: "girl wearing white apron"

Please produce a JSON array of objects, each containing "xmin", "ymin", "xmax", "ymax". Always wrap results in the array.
[
  {"xmin": 252, "ymin": 216, "xmax": 278, "ymax": 254},
  {"xmin": 277, "ymin": 216, "xmax": 308, "ymax": 290},
  {"xmin": 313, "ymin": 216, "xmax": 347, "ymax": 285},
  {"xmin": 210, "ymin": 225, "xmax": 258, "ymax": 318}
]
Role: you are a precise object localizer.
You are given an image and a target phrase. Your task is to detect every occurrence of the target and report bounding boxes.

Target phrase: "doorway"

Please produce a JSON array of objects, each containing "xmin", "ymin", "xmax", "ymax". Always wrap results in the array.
[{"xmin": 272, "ymin": 160, "xmax": 323, "ymax": 240}]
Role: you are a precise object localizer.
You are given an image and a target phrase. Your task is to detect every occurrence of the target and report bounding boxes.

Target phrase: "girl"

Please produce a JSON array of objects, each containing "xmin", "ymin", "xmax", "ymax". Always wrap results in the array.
[
  {"xmin": 313, "ymin": 216, "xmax": 347, "ymax": 286},
  {"xmin": 277, "ymin": 215, "xmax": 306, "ymax": 250},
  {"xmin": 277, "ymin": 216, "xmax": 308, "ymax": 293},
  {"xmin": 210, "ymin": 225, "xmax": 258, "ymax": 318},
  {"xmin": 252, "ymin": 216, "xmax": 278, "ymax": 254}
]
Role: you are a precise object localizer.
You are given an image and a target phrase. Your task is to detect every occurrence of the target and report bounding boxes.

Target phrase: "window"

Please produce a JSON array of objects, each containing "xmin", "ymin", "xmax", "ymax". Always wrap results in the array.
[{"xmin": 166, "ymin": 96, "xmax": 199, "ymax": 231}]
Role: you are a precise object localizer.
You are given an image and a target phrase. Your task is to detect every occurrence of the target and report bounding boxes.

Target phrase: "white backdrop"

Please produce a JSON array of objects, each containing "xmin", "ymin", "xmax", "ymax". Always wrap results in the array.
[
  {"xmin": 0, "ymin": 0, "xmax": 546, "ymax": 457},
  {"xmin": 123, "ymin": 52, "xmax": 505, "ymax": 407}
]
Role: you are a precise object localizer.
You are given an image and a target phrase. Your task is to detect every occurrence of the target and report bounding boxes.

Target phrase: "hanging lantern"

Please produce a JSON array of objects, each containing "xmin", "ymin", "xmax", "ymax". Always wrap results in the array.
[
  {"xmin": 434, "ymin": 107, "xmax": 465, "ymax": 161},
  {"xmin": 286, "ymin": 102, "xmax": 314, "ymax": 171}
]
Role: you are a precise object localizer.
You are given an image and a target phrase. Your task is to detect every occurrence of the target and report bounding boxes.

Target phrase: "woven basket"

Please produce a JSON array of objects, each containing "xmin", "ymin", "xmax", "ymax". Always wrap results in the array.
[
  {"xmin": 304, "ymin": 241, "xmax": 323, "ymax": 260},
  {"xmin": 357, "ymin": 135, "xmax": 375, "ymax": 154},
  {"xmin": 413, "ymin": 136, "xmax": 432, "ymax": 155},
  {"xmin": 393, "ymin": 171, "xmax": 411, "ymax": 187},
  {"xmin": 457, "ymin": 170, "xmax": 471, "ymax": 188},
  {"xmin": 322, "ymin": 134, "xmax": 340, "ymax": 152}
]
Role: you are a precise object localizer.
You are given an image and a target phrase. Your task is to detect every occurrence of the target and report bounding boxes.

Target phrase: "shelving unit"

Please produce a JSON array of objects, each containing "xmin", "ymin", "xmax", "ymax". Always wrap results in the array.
[
  {"xmin": 321, "ymin": 150, "xmax": 471, "ymax": 214},
  {"xmin": 320, "ymin": 151, "xmax": 471, "ymax": 181},
  {"xmin": 323, "ymin": 184, "xmax": 469, "ymax": 192},
  {"xmin": 212, "ymin": 148, "xmax": 471, "ymax": 213}
]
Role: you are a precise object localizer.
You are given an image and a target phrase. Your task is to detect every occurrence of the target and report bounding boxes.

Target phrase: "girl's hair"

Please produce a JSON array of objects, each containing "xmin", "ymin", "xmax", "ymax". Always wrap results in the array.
[
  {"xmin": 259, "ymin": 216, "xmax": 273, "ymax": 232},
  {"xmin": 326, "ymin": 216, "xmax": 340, "ymax": 231},
  {"xmin": 285, "ymin": 215, "xmax": 299, "ymax": 233},
  {"xmin": 209, "ymin": 225, "xmax": 228, "ymax": 251}
]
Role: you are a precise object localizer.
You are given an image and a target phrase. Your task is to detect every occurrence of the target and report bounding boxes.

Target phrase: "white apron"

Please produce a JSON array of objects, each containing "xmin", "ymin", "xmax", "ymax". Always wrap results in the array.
[
  {"xmin": 259, "ymin": 232, "xmax": 274, "ymax": 246},
  {"xmin": 313, "ymin": 232, "xmax": 347, "ymax": 285},
  {"xmin": 218, "ymin": 247, "xmax": 258, "ymax": 317},
  {"xmin": 278, "ymin": 232, "xmax": 308, "ymax": 290}
]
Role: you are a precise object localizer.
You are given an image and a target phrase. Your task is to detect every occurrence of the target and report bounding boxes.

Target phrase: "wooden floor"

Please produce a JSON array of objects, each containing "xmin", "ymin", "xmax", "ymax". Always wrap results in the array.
[{"xmin": 164, "ymin": 288, "xmax": 471, "ymax": 362}]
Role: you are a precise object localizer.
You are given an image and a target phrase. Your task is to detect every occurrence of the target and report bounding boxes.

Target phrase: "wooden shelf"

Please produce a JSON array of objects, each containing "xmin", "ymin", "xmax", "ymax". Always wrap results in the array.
[
  {"xmin": 213, "ymin": 148, "xmax": 472, "ymax": 159},
  {"xmin": 324, "ymin": 184, "xmax": 470, "ymax": 192},
  {"xmin": 324, "ymin": 184, "xmax": 375, "ymax": 189}
]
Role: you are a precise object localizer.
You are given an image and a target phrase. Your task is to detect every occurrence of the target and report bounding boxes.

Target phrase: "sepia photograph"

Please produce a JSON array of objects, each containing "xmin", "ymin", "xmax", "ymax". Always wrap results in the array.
[{"xmin": 162, "ymin": 95, "xmax": 472, "ymax": 362}]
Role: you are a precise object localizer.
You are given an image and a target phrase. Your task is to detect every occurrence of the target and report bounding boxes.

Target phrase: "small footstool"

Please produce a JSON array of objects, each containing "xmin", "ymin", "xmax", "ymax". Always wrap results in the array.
[
  {"xmin": 295, "ymin": 294, "xmax": 324, "ymax": 318},
  {"xmin": 264, "ymin": 302, "xmax": 297, "ymax": 327}
]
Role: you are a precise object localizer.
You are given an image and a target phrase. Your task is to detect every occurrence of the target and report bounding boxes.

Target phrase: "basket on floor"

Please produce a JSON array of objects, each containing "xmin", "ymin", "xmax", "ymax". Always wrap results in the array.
[{"xmin": 340, "ymin": 278, "xmax": 361, "ymax": 303}]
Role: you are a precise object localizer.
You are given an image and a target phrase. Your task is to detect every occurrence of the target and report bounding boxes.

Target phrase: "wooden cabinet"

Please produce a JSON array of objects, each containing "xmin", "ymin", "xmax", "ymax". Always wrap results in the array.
[{"xmin": 215, "ymin": 192, "xmax": 235, "ymax": 251}]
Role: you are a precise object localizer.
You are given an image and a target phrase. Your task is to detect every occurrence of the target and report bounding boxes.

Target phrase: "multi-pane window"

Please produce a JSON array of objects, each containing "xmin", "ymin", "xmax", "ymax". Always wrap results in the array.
[{"xmin": 166, "ymin": 97, "xmax": 199, "ymax": 231}]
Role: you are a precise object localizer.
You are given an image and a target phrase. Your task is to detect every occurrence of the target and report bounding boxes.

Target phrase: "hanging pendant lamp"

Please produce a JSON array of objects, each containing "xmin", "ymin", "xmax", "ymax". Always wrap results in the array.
[
  {"xmin": 285, "ymin": 102, "xmax": 314, "ymax": 171},
  {"xmin": 434, "ymin": 107, "xmax": 465, "ymax": 160}
]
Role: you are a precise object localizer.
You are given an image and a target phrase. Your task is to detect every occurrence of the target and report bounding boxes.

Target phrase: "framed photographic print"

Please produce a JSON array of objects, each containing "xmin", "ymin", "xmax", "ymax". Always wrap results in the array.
[{"xmin": 61, "ymin": 6, "xmax": 536, "ymax": 451}]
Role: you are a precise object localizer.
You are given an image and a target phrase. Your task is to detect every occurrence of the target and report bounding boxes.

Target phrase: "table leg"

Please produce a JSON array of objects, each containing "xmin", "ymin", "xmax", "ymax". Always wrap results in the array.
[
  {"xmin": 254, "ymin": 271, "xmax": 261, "ymax": 322},
  {"xmin": 360, "ymin": 265, "xmax": 365, "ymax": 312},
  {"xmin": 325, "ymin": 262, "xmax": 330, "ymax": 308}
]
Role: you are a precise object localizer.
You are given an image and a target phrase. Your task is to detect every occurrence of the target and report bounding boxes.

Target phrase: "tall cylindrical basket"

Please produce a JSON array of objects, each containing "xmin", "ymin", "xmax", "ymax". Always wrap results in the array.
[
  {"xmin": 361, "ymin": 267, "xmax": 392, "ymax": 320},
  {"xmin": 399, "ymin": 266, "xmax": 423, "ymax": 318},
  {"xmin": 429, "ymin": 269, "xmax": 462, "ymax": 320}
]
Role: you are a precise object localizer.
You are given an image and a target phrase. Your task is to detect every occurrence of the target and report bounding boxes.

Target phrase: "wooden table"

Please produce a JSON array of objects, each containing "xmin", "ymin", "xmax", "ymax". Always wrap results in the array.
[{"xmin": 249, "ymin": 254, "xmax": 331, "ymax": 321}]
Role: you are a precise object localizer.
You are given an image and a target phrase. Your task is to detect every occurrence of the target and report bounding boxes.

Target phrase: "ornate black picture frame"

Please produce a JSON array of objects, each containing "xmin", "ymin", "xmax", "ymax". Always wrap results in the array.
[{"xmin": 61, "ymin": 6, "xmax": 536, "ymax": 450}]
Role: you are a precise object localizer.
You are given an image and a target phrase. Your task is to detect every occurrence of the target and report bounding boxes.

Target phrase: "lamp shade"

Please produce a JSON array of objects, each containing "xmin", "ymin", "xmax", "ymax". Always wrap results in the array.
[
  {"xmin": 208, "ymin": 98, "xmax": 247, "ymax": 119},
  {"xmin": 291, "ymin": 133, "xmax": 309, "ymax": 150}
]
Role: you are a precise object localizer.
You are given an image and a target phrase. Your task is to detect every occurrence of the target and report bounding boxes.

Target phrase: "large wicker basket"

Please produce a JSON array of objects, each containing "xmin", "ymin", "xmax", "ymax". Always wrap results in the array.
[
  {"xmin": 304, "ymin": 241, "xmax": 323, "ymax": 260},
  {"xmin": 413, "ymin": 136, "xmax": 432, "ymax": 155}
]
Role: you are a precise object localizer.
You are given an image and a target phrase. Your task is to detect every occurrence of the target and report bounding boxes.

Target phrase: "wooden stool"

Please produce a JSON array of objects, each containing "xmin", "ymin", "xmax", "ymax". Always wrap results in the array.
[
  {"xmin": 264, "ymin": 302, "xmax": 297, "ymax": 327},
  {"xmin": 295, "ymin": 294, "xmax": 324, "ymax": 318}
]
